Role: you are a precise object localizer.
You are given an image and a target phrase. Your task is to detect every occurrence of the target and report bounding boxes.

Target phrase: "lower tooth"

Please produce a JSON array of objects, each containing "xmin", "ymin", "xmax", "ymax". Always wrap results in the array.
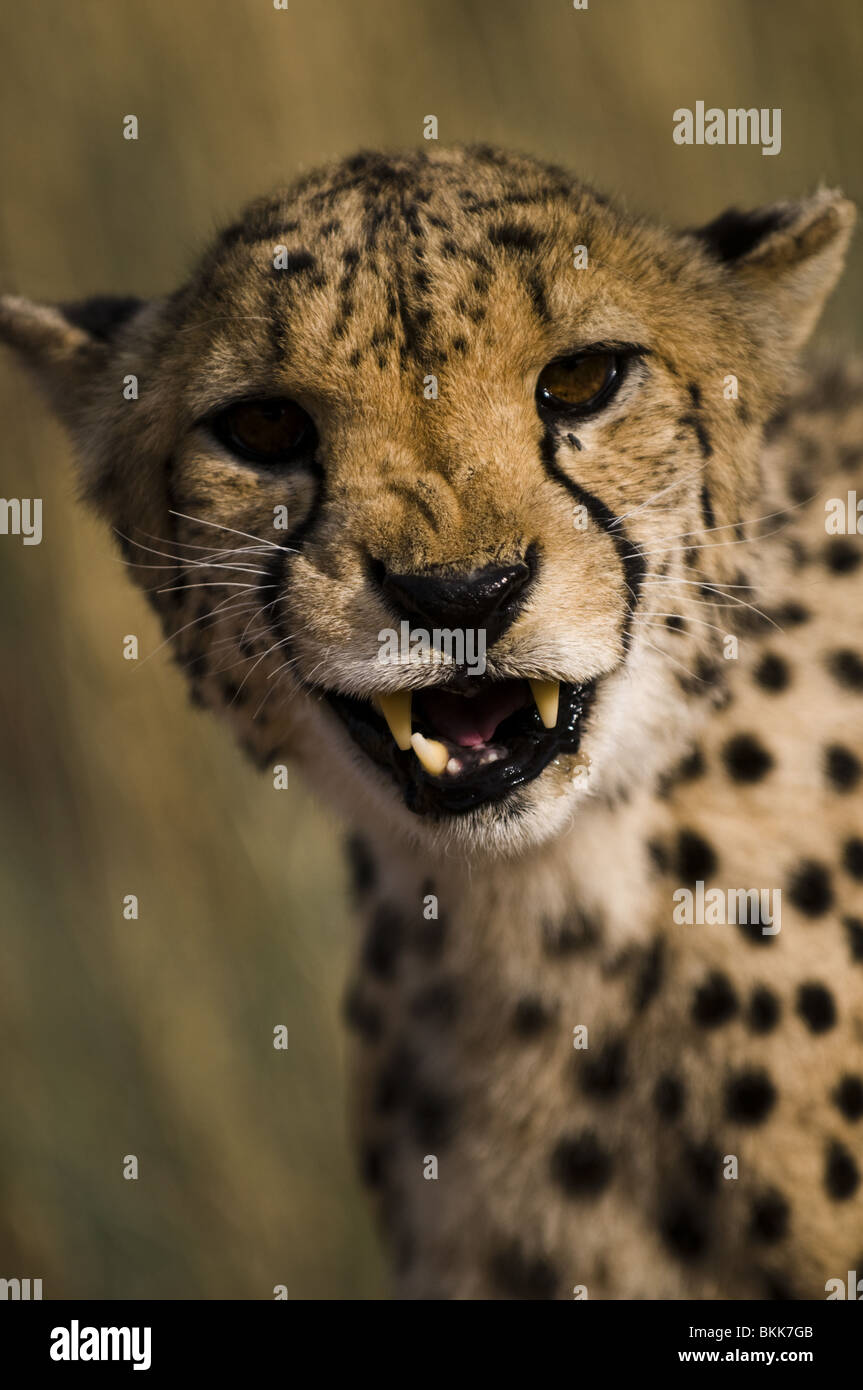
[
  {"xmin": 410, "ymin": 731, "xmax": 450, "ymax": 776},
  {"xmin": 529, "ymin": 678, "xmax": 560, "ymax": 729}
]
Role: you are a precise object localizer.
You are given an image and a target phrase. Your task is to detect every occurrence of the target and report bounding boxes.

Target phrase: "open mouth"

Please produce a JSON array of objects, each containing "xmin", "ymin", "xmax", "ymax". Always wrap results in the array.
[{"xmin": 323, "ymin": 675, "xmax": 596, "ymax": 816}]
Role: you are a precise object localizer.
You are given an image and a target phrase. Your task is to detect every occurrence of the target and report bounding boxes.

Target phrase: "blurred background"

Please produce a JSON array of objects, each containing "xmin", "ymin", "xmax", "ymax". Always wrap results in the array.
[{"xmin": 0, "ymin": 0, "xmax": 860, "ymax": 1299}]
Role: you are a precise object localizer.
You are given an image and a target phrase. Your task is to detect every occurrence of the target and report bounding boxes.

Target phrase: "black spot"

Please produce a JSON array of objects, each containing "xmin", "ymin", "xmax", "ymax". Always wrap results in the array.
[
  {"xmin": 825, "ymin": 1141, "xmax": 860, "ymax": 1200},
  {"xmin": 686, "ymin": 1140, "xmax": 722, "ymax": 1194},
  {"xmin": 363, "ymin": 904, "xmax": 405, "ymax": 980},
  {"xmin": 675, "ymin": 829, "xmax": 718, "ymax": 881},
  {"xmin": 633, "ymin": 939, "xmax": 665, "ymax": 1012},
  {"xmin": 722, "ymin": 732, "xmax": 773, "ymax": 783},
  {"xmin": 701, "ymin": 481, "xmax": 717, "ymax": 529},
  {"xmin": 692, "ymin": 972, "xmax": 739, "ymax": 1028},
  {"xmin": 654, "ymin": 1074, "xmax": 686, "ymax": 1120},
  {"xmin": 843, "ymin": 838, "xmax": 863, "ymax": 880},
  {"xmin": 845, "ymin": 916, "xmax": 863, "ymax": 961},
  {"xmin": 374, "ymin": 1044, "xmax": 416, "ymax": 1114},
  {"xmin": 184, "ymin": 650, "xmax": 208, "ymax": 678},
  {"xmin": 542, "ymin": 907, "xmax": 601, "ymax": 955},
  {"xmin": 488, "ymin": 222, "xmax": 543, "ymax": 254},
  {"xmin": 774, "ymin": 601, "xmax": 809, "ymax": 626},
  {"xmin": 660, "ymin": 1199, "xmax": 709, "ymax": 1260},
  {"xmin": 797, "ymin": 981, "xmax": 837, "ymax": 1032},
  {"xmin": 359, "ymin": 1143, "xmax": 386, "ymax": 1188},
  {"xmin": 679, "ymin": 410, "xmax": 713, "ymax": 459},
  {"xmin": 788, "ymin": 468, "xmax": 813, "ymax": 504},
  {"xmin": 725, "ymin": 1068, "xmax": 776, "ymax": 1124},
  {"xmin": 665, "ymin": 613, "xmax": 687, "ymax": 632},
  {"xmin": 285, "ymin": 249, "xmax": 318, "ymax": 275},
  {"xmin": 415, "ymin": 909, "xmax": 449, "ymax": 960},
  {"xmin": 579, "ymin": 1037, "xmax": 628, "ymax": 1099},
  {"xmin": 513, "ymin": 996, "xmax": 553, "ymax": 1037},
  {"xmin": 345, "ymin": 834, "xmax": 376, "ymax": 899},
  {"xmin": 658, "ymin": 745, "xmax": 705, "ymax": 795},
  {"xmin": 828, "ymin": 649, "xmax": 863, "ymax": 691},
  {"xmin": 550, "ymin": 1131, "xmax": 613, "ymax": 1197},
  {"xmin": 488, "ymin": 1241, "xmax": 559, "ymax": 1300},
  {"xmin": 409, "ymin": 979, "xmax": 459, "ymax": 1025},
  {"xmin": 787, "ymin": 860, "xmax": 833, "ymax": 917},
  {"xmin": 342, "ymin": 984, "xmax": 384, "ymax": 1043},
  {"xmin": 834, "ymin": 1075, "xmax": 863, "ymax": 1121},
  {"xmin": 824, "ymin": 538, "xmax": 861, "ymax": 574},
  {"xmin": 61, "ymin": 293, "xmax": 144, "ymax": 342},
  {"xmin": 647, "ymin": 839, "xmax": 669, "ymax": 875},
  {"xmin": 694, "ymin": 204, "xmax": 792, "ymax": 263},
  {"xmin": 825, "ymin": 744, "xmax": 861, "ymax": 791},
  {"xmin": 527, "ymin": 271, "xmax": 550, "ymax": 321},
  {"xmin": 747, "ymin": 986, "xmax": 781, "ymax": 1034},
  {"xmin": 750, "ymin": 1190, "xmax": 789, "ymax": 1243},
  {"xmin": 753, "ymin": 652, "xmax": 790, "ymax": 692},
  {"xmin": 409, "ymin": 1084, "xmax": 455, "ymax": 1149}
]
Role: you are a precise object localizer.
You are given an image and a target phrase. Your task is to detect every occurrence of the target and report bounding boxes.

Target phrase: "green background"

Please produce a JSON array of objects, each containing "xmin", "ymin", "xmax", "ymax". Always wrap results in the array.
[{"xmin": 0, "ymin": 0, "xmax": 859, "ymax": 1298}]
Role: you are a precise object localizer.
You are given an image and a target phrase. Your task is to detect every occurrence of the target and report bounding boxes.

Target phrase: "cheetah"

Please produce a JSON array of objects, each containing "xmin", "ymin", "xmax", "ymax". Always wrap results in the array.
[{"xmin": 2, "ymin": 146, "xmax": 861, "ymax": 1300}]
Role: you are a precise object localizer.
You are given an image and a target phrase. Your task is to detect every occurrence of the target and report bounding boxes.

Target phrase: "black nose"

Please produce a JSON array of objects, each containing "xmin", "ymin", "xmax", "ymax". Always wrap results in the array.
[{"xmin": 375, "ymin": 549, "xmax": 536, "ymax": 648}]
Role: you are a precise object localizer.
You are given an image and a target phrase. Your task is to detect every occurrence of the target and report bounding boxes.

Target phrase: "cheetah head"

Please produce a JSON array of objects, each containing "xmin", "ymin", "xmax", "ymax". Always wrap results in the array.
[{"xmin": 1, "ymin": 148, "xmax": 854, "ymax": 857}]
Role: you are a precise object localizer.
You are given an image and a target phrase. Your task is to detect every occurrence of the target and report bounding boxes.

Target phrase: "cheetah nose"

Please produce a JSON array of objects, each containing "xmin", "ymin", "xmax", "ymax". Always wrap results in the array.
[{"xmin": 374, "ymin": 549, "xmax": 537, "ymax": 648}]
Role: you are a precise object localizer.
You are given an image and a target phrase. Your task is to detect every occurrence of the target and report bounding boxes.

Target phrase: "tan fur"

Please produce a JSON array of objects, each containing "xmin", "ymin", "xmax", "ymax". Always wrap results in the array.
[{"xmin": 2, "ymin": 147, "xmax": 861, "ymax": 1298}]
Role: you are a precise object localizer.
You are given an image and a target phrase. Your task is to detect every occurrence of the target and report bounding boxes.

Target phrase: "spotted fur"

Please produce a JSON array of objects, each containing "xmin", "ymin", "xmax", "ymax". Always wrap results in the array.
[{"xmin": 2, "ymin": 146, "xmax": 861, "ymax": 1299}]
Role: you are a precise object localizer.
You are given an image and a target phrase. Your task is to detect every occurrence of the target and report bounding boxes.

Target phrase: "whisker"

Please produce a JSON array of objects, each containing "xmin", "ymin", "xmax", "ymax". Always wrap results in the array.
[
  {"xmin": 155, "ymin": 581, "xmax": 269, "ymax": 595},
  {"xmin": 132, "ymin": 592, "xmax": 261, "ymax": 671},
  {"xmin": 634, "ymin": 611, "xmax": 732, "ymax": 638},
  {"xmin": 609, "ymin": 465, "xmax": 706, "ymax": 529},
  {"xmin": 645, "ymin": 577, "xmax": 780, "ymax": 630},
  {"xmin": 638, "ymin": 634, "xmax": 703, "ymax": 682},
  {"xmin": 176, "ymin": 314, "xmax": 274, "ymax": 335},
  {"xmin": 115, "ymin": 557, "xmax": 271, "ymax": 577},
  {"xmin": 169, "ymin": 510, "xmax": 294, "ymax": 554},
  {"xmin": 114, "ymin": 528, "xmax": 270, "ymax": 574},
  {"xmin": 637, "ymin": 521, "xmax": 790, "ymax": 559},
  {"xmin": 641, "ymin": 495, "xmax": 816, "ymax": 547}
]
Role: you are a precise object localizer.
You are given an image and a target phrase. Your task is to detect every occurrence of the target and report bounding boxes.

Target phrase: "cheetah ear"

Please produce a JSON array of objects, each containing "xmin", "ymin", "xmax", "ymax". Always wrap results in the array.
[
  {"xmin": 0, "ymin": 293, "xmax": 145, "ymax": 424},
  {"xmin": 691, "ymin": 189, "xmax": 856, "ymax": 351}
]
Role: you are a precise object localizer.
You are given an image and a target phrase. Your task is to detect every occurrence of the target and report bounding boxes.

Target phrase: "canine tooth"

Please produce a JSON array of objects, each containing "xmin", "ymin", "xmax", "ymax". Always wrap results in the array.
[
  {"xmin": 529, "ymin": 678, "xmax": 560, "ymax": 729},
  {"xmin": 410, "ymin": 732, "xmax": 450, "ymax": 776},
  {"xmin": 376, "ymin": 690, "xmax": 413, "ymax": 750}
]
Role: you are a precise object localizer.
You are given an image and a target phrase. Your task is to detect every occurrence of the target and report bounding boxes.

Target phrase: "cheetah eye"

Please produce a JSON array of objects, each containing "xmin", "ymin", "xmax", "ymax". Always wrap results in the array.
[
  {"xmin": 209, "ymin": 397, "xmax": 316, "ymax": 465},
  {"xmin": 536, "ymin": 351, "xmax": 623, "ymax": 417}
]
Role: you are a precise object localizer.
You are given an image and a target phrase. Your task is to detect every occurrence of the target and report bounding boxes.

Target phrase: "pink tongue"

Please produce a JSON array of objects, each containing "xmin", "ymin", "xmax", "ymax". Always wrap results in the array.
[{"xmin": 421, "ymin": 683, "xmax": 529, "ymax": 748}]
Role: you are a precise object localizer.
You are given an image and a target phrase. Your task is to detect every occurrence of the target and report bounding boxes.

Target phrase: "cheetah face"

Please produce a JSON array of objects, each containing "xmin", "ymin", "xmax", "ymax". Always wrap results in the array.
[{"xmin": 0, "ymin": 149, "xmax": 852, "ymax": 856}]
